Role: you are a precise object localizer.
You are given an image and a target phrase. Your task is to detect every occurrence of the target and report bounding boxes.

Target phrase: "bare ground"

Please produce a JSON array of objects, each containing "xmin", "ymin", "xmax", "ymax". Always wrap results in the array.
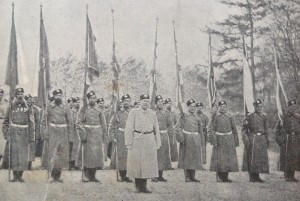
[{"xmin": 0, "ymin": 143, "xmax": 299, "ymax": 201}]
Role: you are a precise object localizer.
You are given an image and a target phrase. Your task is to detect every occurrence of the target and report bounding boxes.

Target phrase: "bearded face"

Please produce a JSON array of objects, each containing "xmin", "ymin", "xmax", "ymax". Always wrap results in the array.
[{"xmin": 54, "ymin": 94, "xmax": 63, "ymax": 105}]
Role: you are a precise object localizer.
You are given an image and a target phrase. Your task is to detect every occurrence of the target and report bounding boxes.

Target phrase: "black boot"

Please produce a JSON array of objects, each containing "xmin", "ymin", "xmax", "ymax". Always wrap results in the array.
[
  {"xmin": 10, "ymin": 171, "xmax": 18, "ymax": 182},
  {"xmin": 123, "ymin": 171, "xmax": 132, "ymax": 183},
  {"xmin": 18, "ymin": 171, "xmax": 25, "ymax": 182},
  {"xmin": 119, "ymin": 170, "xmax": 126, "ymax": 182},
  {"xmin": 140, "ymin": 179, "xmax": 151, "ymax": 193},
  {"xmin": 28, "ymin": 161, "xmax": 32, "ymax": 170},
  {"xmin": 254, "ymin": 173, "xmax": 264, "ymax": 183},
  {"xmin": 223, "ymin": 172, "xmax": 232, "ymax": 182},
  {"xmin": 286, "ymin": 171, "xmax": 298, "ymax": 182},
  {"xmin": 185, "ymin": 169, "xmax": 191, "ymax": 182},
  {"xmin": 90, "ymin": 168, "xmax": 100, "ymax": 182},
  {"xmin": 135, "ymin": 179, "xmax": 142, "ymax": 192},
  {"xmin": 249, "ymin": 173, "xmax": 256, "ymax": 182},
  {"xmin": 190, "ymin": 170, "xmax": 200, "ymax": 182},
  {"xmin": 158, "ymin": 170, "xmax": 167, "ymax": 182}
]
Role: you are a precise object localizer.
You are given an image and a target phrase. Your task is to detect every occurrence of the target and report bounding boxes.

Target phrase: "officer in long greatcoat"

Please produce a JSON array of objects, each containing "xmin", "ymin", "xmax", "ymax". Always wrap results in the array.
[
  {"xmin": 25, "ymin": 94, "xmax": 40, "ymax": 170},
  {"xmin": 151, "ymin": 95, "xmax": 173, "ymax": 182},
  {"xmin": 76, "ymin": 91, "xmax": 108, "ymax": 182},
  {"xmin": 2, "ymin": 87, "xmax": 35, "ymax": 182},
  {"xmin": 175, "ymin": 99, "xmax": 205, "ymax": 182},
  {"xmin": 164, "ymin": 98, "xmax": 178, "ymax": 163},
  {"xmin": 275, "ymin": 100, "xmax": 300, "ymax": 182},
  {"xmin": 97, "ymin": 98, "xmax": 110, "ymax": 161},
  {"xmin": 242, "ymin": 99, "xmax": 269, "ymax": 182},
  {"xmin": 69, "ymin": 97, "xmax": 80, "ymax": 170},
  {"xmin": 208, "ymin": 100, "xmax": 239, "ymax": 182},
  {"xmin": 125, "ymin": 94, "xmax": 161, "ymax": 193},
  {"xmin": 109, "ymin": 94, "xmax": 133, "ymax": 182},
  {"xmin": 42, "ymin": 89, "xmax": 74, "ymax": 182},
  {"xmin": 196, "ymin": 102, "xmax": 209, "ymax": 164},
  {"xmin": 0, "ymin": 88, "xmax": 9, "ymax": 167}
]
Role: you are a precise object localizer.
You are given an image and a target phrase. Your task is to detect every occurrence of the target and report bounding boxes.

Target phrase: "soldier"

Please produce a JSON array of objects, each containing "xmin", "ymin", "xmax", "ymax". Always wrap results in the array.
[
  {"xmin": 196, "ymin": 102, "xmax": 209, "ymax": 164},
  {"xmin": 152, "ymin": 95, "xmax": 173, "ymax": 182},
  {"xmin": 108, "ymin": 94, "xmax": 132, "ymax": 182},
  {"xmin": 41, "ymin": 96, "xmax": 55, "ymax": 169},
  {"xmin": 70, "ymin": 97, "xmax": 81, "ymax": 170},
  {"xmin": 25, "ymin": 94, "xmax": 41, "ymax": 170},
  {"xmin": 76, "ymin": 91, "xmax": 108, "ymax": 182},
  {"xmin": 97, "ymin": 98, "xmax": 110, "ymax": 161},
  {"xmin": 208, "ymin": 100, "xmax": 239, "ymax": 182},
  {"xmin": 175, "ymin": 99, "xmax": 205, "ymax": 182},
  {"xmin": 42, "ymin": 89, "xmax": 74, "ymax": 182},
  {"xmin": 125, "ymin": 94, "xmax": 161, "ymax": 193},
  {"xmin": 0, "ymin": 88, "xmax": 9, "ymax": 167},
  {"xmin": 164, "ymin": 98, "xmax": 178, "ymax": 163},
  {"xmin": 2, "ymin": 87, "xmax": 35, "ymax": 182},
  {"xmin": 275, "ymin": 100, "xmax": 300, "ymax": 182},
  {"xmin": 67, "ymin": 97, "xmax": 74, "ymax": 109},
  {"xmin": 241, "ymin": 99, "xmax": 269, "ymax": 182}
]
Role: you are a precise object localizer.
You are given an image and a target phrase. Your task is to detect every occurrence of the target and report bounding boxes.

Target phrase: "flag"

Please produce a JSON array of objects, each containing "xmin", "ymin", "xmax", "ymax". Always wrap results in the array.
[
  {"xmin": 37, "ymin": 6, "xmax": 50, "ymax": 108},
  {"xmin": 108, "ymin": 9, "xmax": 121, "ymax": 118},
  {"xmin": 85, "ymin": 14, "xmax": 100, "ymax": 86},
  {"xmin": 274, "ymin": 45, "xmax": 288, "ymax": 123},
  {"xmin": 175, "ymin": 65, "xmax": 184, "ymax": 113},
  {"xmin": 207, "ymin": 33, "xmax": 217, "ymax": 109},
  {"xmin": 5, "ymin": 5, "xmax": 28, "ymax": 99},
  {"xmin": 242, "ymin": 49, "xmax": 255, "ymax": 115}
]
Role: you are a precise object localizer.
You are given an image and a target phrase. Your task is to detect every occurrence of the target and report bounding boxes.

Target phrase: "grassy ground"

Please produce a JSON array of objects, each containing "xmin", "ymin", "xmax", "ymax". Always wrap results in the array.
[{"xmin": 0, "ymin": 135, "xmax": 299, "ymax": 201}]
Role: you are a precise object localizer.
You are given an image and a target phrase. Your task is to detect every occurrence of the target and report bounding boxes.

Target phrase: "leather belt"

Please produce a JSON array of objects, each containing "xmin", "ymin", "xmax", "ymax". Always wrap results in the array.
[
  {"xmin": 11, "ymin": 123, "xmax": 28, "ymax": 128},
  {"xmin": 118, "ymin": 128, "xmax": 125, "ymax": 132},
  {"xmin": 84, "ymin": 125, "xmax": 101, "ymax": 128},
  {"xmin": 134, "ymin": 130, "xmax": 153, "ymax": 134},
  {"xmin": 160, "ymin": 130, "xmax": 167, "ymax": 134},
  {"xmin": 49, "ymin": 123, "xmax": 67, "ymax": 128},
  {"xmin": 182, "ymin": 130, "xmax": 198, "ymax": 135},
  {"xmin": 215, "ymin": 131, "xmax": 232, "ymax": 135}
]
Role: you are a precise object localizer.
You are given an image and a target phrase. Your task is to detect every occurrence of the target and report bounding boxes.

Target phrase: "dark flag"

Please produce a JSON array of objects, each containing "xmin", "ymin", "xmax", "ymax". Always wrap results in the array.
[
  {"xmin": 5, "ymin": 4, "xmax": 18, "ymax": 99},
  {"xmin": 150, "ymin": 18, "xmax": 159, "ymax": 109},
  {"xmin": 37, "ymin": 5, "xmax": 50, "ymax": 108}
]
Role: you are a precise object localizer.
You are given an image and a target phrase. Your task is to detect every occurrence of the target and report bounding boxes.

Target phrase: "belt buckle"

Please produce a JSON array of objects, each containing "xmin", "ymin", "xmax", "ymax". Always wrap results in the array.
[{"xmin": 257, "ymin": 132, "xmax": 261, "ymax": 136}]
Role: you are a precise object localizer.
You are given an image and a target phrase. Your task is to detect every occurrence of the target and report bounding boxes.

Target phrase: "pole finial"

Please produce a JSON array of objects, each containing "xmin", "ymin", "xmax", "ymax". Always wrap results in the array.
[
  {"xmin": 86, "ymin": 4, "xmax": 89, "ymax": 14},
  {"xmin": 12, "ymin": 2, "xmax": 15, "ymax": 14},
  {"xmin": 40, "ymin": 3, "xmax": 43, "ymax": 19}
]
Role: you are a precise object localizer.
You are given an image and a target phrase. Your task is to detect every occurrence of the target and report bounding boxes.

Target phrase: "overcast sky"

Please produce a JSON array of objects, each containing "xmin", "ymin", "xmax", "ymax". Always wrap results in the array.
[{"xmin": 0, "ymin": 0, "xmax": 230, "ymax": 95}]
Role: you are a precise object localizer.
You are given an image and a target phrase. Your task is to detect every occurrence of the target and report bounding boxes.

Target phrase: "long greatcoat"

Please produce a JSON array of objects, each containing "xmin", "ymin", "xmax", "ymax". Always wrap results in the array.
[
  {"xmin": 0, "ymin": 99, "xmax": 9, "ymax": 156},
  {"xmin": 76, "ymin": 106, "xmax": 108, "ymax": 169},
  {"xmin": 241, "ymin": 112, "xmax": 269, "ymax": 173},
  {"xmin": 208, "ymin": 111, "xmax": 239, "ymax": 172},
  {"xmin": 168, "ymin": 110, "xmax": 178, "ymax": 162},
  {"xmin": 2, "ymin": 103, "xmax": 35, "ymax": 171},
  {"xmin": 42, "ymin": 104, "xmax": 74, "ymax": 169},
  {"xmin": 109, "ymin": 108, "xmax": 130, "ymax": 170},
  {"xmin": 125, "ymin": 108, "xmax": 161, "ymax": 179},
  {"xmin": 155, "ymin": 108, "xmax": 173, "ymax": 171},
  {"xmin": 176, "ymin": 112, "xmax": 205, "ymax": 170},
  {"xmin": 275, "ymin": 113, "xmax": 300, "ymax": 172}
]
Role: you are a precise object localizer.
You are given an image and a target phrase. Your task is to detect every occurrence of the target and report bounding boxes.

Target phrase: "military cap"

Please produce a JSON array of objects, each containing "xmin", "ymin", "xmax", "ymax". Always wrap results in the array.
[
  {"xmin": 24, "ymin": 94, "xmax": 32, "ymax": 101},
  {"xmin": 186, "ymin": 99, "xmax": 196, "ymax": 106},
  {"xmin": 288, "ymin": 100, "xmax": 297, "ymax": 106},
  {"xmin": 121, "ymin": 94, "xmax": 131, "ymax": 101},
  {"xmin": 0, "ymin": 89, "xmax": 4, "ymax": 94},
  {"xmin": 155, "ymin": 95, "xmax": 163, "ymax": 103},
  {"xmin": 165, "ymin": 98, "xmax": 172, "ymax": 104},
  {"xmin": 15, "ymin": 87, "xmax": 24, "ymax": 94},
  {"xmin": 96, "ymin": 98, "xmax": 104, "ymax": 104},
  {"xmin": 253, "ymin": 99, "xmax": 263, "ymax": 106},
  {"xmin": 196, "ymin": 102, "xmax": 203, "ymax": 107},
  {"xmin": 73, "ymin": 97, "xmax": 80, "ymax": 102},
  {"xmin": 67, "ymin": 97, "xmax": 74, "ymax": 103},
  {"xmin": 52, "ymin": 89, "xmax": 62, "ymax": 96},
  {"xmin": 218, "ymin": 100, "xmax": 227, "ymax": 106},
  {"xmin": 86, "ymin": 91, "xmax": 96, "ymax": 99},
  {"xmin": 140, "ymin": 94, "xmax": 150, "ymax": 100}
]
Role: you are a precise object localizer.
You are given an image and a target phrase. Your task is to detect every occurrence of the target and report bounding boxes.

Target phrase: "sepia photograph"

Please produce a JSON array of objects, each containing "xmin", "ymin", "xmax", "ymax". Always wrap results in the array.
[{"xmin": 0, "ymin": 0, "xmax": 300, "ymax": 200}]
